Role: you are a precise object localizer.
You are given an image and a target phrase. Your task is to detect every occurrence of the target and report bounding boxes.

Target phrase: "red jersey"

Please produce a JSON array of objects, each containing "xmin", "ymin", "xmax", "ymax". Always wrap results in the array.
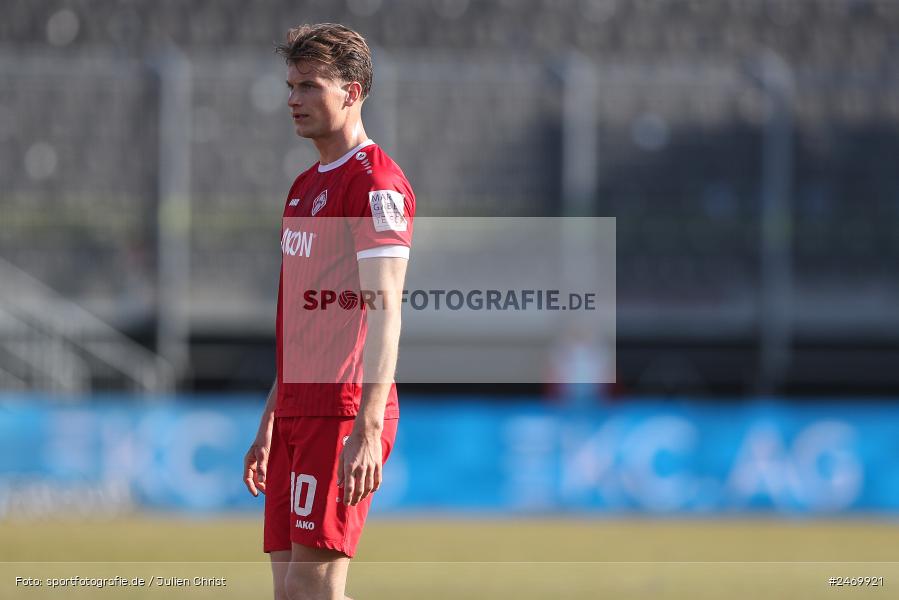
[{"xmin": 276, "ymin": 140, "xmax": 414, "ymax": 418}]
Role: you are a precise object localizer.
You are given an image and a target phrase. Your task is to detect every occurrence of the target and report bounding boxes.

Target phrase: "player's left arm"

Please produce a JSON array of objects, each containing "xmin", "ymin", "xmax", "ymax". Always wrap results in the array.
[{"xmin": 337, "ymin": 255, "xmax": 407, "ymax": 506}]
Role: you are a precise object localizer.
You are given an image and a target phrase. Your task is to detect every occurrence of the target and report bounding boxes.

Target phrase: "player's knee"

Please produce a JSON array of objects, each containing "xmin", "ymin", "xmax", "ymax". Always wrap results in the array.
[
  {"xmin": 272, "ymin": 576, "xmax": 290, "ymax": 600},
  {"xmin": 283, "ymin": 565, "xmax": 327, "ymax": 600},
  {"xmin": 273, "ymin": 585, "xmax": 290, "ymax": 600},
  {"xmin": 283, "ymin": 571, "xmax": 305, "ymax": 600},
  {"xmin": 283, "ymin": 580, "xmax": 320, "ymax": 600}
]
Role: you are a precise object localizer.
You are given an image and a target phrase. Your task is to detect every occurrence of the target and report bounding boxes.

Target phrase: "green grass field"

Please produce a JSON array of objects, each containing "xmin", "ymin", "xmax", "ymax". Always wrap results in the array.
[{"xmin": 2, "ymin": 516, "xmax": 897, "ymax": 599}]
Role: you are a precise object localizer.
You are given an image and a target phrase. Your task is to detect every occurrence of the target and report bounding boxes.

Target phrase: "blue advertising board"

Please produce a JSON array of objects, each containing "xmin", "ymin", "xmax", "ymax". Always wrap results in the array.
[{"xmin": 1, "ymin": 396, "xmax": 897, "ymax": 515}]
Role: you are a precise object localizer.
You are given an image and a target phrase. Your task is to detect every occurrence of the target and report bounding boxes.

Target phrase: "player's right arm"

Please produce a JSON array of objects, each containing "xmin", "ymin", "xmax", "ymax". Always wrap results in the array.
[{"xmin": 243, "ymin": 380, "xmax": 277, "ymax": 497}]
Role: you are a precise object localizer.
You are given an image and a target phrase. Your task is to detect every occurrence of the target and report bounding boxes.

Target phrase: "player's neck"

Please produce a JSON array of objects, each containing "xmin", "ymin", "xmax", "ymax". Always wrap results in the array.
[{"xmin": 315, "ymin": 123, "xmax": 369, "ymax": 167}]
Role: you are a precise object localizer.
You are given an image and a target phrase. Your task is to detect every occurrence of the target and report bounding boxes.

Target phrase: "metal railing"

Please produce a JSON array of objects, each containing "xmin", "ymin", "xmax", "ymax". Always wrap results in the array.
[
  {"xmin": 0, "ymin": 257, "xmax": 174, "ymax": 394},
  {"xmin": 1, "ymin": 48, "xmax": 897, "ymax": 393}
]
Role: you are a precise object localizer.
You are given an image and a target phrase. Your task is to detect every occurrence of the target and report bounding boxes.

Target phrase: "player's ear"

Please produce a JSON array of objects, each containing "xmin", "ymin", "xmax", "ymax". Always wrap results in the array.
[{"xmin": 345, "ymin": 81, "xmax": 363, "ymax": 107}]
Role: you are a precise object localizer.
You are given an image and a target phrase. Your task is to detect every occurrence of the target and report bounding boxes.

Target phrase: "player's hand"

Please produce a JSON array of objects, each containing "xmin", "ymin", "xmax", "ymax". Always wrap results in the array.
[
  {"xmin": 243, "ymin": 442, "xmax": 270, "ymax": 497},
  {"xmin": 337, "ymin": 428, "xmax": 382, "ymax": 506}
]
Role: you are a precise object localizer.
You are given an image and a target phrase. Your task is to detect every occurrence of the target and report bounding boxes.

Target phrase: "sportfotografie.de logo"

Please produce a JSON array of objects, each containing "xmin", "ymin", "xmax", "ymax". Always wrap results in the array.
[{"xmin": 301, "ymin": 289, "xmax": 597, "ymax": 311}]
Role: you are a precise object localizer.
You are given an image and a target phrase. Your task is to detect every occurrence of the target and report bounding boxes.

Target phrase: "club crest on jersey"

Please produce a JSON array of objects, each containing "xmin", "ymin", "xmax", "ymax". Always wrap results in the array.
[{"xmin": 311, "ymin": 190, "xmax": 328, "ymax": 216}]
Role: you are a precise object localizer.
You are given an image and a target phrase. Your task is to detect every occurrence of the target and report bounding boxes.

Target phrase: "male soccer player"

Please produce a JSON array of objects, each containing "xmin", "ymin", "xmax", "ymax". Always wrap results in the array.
[{"xmin": 242, "ymin": 23, "xmax": 414, "ymax": 600}]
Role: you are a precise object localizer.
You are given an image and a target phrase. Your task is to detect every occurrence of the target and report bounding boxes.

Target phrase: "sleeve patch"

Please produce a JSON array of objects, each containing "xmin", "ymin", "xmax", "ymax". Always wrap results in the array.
[{"xmin": 369, "ymin": 190, "xmax": 407, "ymax": 232}]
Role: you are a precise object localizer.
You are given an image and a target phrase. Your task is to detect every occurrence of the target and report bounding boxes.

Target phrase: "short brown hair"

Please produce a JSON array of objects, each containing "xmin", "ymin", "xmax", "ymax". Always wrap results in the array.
[{"xmin": 275, "ymin": 23, "xmax": 373, "ymax": 100}]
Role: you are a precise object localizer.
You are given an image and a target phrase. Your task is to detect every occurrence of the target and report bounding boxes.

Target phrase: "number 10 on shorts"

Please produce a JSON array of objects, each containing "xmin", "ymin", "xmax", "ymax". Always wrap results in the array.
[{"xmin": 290, "ymin": 472, "xmax": 317, "ymax": 517}]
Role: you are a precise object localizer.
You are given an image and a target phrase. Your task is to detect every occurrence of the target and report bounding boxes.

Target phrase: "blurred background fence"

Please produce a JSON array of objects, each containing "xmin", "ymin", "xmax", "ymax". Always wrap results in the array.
[
  {"xmin": 2, "ymin": 0, "xmax": 899, "ymax": 523},
  {"xmin": 3, "ymin": 0, "xmax": 899, "ymax": 397}
]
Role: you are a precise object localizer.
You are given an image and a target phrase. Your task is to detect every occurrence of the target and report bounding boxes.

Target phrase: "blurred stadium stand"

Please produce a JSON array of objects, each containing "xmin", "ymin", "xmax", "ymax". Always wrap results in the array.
[{"xmin": 1, "ymin": 0, "xmax": 898, "ymax": 394}]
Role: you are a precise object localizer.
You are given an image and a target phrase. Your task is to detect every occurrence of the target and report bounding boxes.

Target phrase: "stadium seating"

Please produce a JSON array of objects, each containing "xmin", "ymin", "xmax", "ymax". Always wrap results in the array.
[{"xmin": 1, "ymin": 0, "xmax": 896, "ymax": 391}]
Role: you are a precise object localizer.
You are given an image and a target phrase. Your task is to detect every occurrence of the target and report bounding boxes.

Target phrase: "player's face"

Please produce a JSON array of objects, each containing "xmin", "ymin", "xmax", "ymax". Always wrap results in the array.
[{"xmin": 286, "ymin": 61, "xmax": 350, "ymax": 139}]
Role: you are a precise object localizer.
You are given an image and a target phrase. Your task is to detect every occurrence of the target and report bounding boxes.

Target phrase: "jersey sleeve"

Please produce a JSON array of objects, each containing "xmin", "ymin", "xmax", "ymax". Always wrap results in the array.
[{"xmin": 344, "ymin": 170, "xmax": 415, "ymax": 260}]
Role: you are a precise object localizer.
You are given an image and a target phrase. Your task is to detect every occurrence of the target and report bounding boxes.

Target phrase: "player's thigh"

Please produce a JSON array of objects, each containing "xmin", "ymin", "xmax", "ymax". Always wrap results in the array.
[
  {"xmin": 264, "ymin": 418, "xmax": 294, "ymax": 554},
  {"xmin": 286, "ymin": 417, "xmax": 398, "ymax": 558},
  {"xmin": 285, "ymin": 543, "xmax": 350, "ymax": 600},
  {"xmin": 270, "ymin": 549, "xmax": 291, "ymax": 600}
]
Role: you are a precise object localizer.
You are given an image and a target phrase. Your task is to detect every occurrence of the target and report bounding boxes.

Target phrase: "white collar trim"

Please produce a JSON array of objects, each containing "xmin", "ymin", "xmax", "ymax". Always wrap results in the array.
[{"xmin": 317, "ymin": 139, "xmax": 375, "ymax": 173}]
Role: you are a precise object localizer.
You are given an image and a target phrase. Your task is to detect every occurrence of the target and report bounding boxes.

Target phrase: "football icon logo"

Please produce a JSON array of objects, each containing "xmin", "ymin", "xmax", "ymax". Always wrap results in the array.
[{"xmin": 338, "ymin": 291, "xmax": 359, "ymax": 310}]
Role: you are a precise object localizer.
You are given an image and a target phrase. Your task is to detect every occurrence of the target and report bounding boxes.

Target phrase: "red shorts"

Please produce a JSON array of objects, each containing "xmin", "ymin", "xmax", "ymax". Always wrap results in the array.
[{"xmin": 263, "ymin": 416, "xmax": 398, "ymax": 558}]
